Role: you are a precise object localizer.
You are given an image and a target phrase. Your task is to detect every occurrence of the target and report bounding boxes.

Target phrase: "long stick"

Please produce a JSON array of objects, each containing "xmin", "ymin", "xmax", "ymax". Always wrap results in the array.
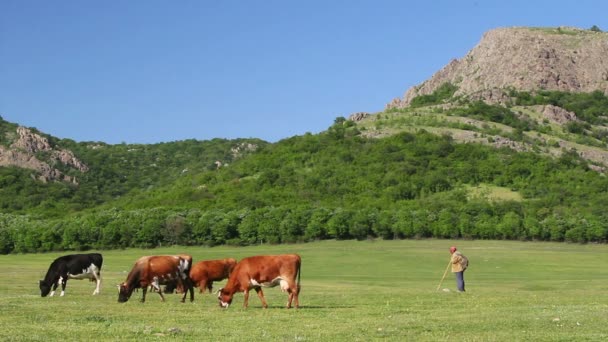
[{"xmin": 436, "ymin": 260, "xmax": 452, "ymax": 290}]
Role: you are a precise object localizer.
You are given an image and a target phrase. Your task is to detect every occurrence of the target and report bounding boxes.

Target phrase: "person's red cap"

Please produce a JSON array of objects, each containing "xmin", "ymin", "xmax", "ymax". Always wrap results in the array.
[{"xmin": 450, "ymin": 246, "xmax": 457, "ymax": 253}]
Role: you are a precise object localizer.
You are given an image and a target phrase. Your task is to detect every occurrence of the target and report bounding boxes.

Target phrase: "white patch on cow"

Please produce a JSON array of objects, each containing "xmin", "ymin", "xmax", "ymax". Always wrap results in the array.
[
  {"xmin": 178, "ymin": 259, "xmax": 190, "ymax": 279},
  {"xmin": 60, "ymin": 291, "xmax": 65, "ymax": 297},
  {"xmin": 249, "ymin": 276, "xmax": 285, "ymax": 289},
  {"xmin": 49, "ymin": 291, "xmax": 55, "ymax": 297},
  {"xmin": 67, "ymin": 263, "xmax": 98, "ymax": 280},
  {"xmin": 249, "ymin": 279, "xmax": 261, "ymax": 287},
  {"xmin": 279, "ymin": 279, "xmax": 289, "ymax": 292}
]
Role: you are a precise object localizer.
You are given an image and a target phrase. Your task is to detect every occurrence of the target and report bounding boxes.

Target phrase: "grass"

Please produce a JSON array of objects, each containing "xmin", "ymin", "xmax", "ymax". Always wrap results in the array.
[
  {"xmin": 0, "ymin": 240, "xmax": 607, "ymax": 341},
  {"xmin": 465, "ymin": 183, "xmax": 523, "ymax": 202}
]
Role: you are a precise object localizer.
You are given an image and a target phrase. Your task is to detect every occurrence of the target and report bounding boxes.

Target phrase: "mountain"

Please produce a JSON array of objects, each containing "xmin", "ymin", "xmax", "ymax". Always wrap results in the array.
[
  {"xmin": 387, "ymin": 26, "xmax": 608, "ymax": 108},
  {"xmin": 350, "ymin": 26, "xmax": 608, "ymax": 171}
]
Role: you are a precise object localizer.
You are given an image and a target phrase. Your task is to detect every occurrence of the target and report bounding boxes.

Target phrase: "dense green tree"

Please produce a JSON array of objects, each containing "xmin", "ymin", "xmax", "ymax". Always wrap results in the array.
[
  {"xmin": 497, "ymin": 212, "xmax": 522, "ymax": 240},
  {"xmin": 327, "ymin": 209, "xmax": 352, "ymax": 240},
  {"xmin": 372, "ymin": 210, "xmax": 394, "ymax": 240},
  {"xmin": 280, "ymin": 206, "xmax": 310, "ymax": 243},
  {"xmin": 236, "ymin": 209, "xmax": 260, "ymax": 245},
  {"xmin": 304, "ymin": 208, "xmax": 331, "ymax": 241}
]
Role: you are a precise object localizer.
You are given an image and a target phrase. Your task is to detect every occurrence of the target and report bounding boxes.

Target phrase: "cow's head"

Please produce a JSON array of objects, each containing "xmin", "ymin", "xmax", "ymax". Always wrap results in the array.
[
  {"xmin": 163, "ymin": 282, "xmax": 176, "ymax": 294},
  {"xmin": 217, "ymin": 288, "xmax": 233, "ymax": 308},
  {"xmin": 117, "ymin": 283, "xmax": 132, "ymax": 303},
  {"xmin": 163, "ymin": 281, "xmax": 184, "ymax": 294},
  {"xmin": 39, "ymin": 280, "xmax": 51, "ymax": 297}
]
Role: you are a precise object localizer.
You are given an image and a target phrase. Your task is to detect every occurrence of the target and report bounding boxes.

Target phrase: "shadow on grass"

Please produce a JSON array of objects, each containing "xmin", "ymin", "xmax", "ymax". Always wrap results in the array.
[{"xmin": 252, "ymin": 304, "xmax": 355, "ymax": 310}]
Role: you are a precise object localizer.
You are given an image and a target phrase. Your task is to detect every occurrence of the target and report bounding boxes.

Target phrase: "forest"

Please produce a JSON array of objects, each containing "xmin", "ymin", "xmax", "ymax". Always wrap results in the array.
[{"xmin": 1, "ymin": 89, "xmax": 608, "ymax": 254}]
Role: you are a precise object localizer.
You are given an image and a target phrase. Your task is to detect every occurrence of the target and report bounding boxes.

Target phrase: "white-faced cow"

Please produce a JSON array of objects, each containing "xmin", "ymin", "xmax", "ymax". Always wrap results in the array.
[
  {"xmin": 39, "ymin": 253, "xmax": 103, "ymax": 297},
  {"xmin": 218, "ymin": 254, "xmax": 301, "ymax": 309},
  {"xmin": 166, "ymin": 258, "xmax": 237, "ymax": 295},
  {"xmin": 118, "ymin": 255, "xmax": 194, "ymax": 303}
]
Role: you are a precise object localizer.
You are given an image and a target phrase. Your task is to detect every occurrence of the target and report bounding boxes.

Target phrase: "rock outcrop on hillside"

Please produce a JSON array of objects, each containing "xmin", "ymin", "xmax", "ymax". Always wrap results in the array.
[
  {"xmin": 0, "ymin": 126, "xmax": 88, "ymax": 183},
  {"xmin": 387, "ymin": 27, "xmax": 608, "ymax": 109}
]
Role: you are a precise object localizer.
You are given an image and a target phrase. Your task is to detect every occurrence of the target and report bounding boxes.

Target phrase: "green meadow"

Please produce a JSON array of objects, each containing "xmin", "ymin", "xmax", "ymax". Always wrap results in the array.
[{"xmin": 0, "ymin": 240, "xmax": 606, "ymax": 341}]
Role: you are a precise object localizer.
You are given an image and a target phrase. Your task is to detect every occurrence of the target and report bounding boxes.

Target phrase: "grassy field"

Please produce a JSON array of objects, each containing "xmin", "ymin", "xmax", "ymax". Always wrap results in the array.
[{"xmin": 0, "ymin": 239, "xmax": 607, "ymax": 341}]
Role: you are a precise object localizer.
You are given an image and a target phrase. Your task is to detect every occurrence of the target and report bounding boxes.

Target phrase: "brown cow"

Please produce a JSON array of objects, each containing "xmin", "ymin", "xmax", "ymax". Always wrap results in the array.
[
  {"xmin": 166, "ymin": 258, "xmax": 236, "ymax": 295},
  {"xmin": 218, "ymin": 254, "xmax": 301, "ymax": 309},
  {"xmin": 117, "ymin": 255, "xmax": 194, "ymax": 303}
]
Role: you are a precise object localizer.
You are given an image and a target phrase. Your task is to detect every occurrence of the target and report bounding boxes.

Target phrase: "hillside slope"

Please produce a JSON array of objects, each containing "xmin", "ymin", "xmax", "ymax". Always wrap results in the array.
[{"xmin": 0, "ymin": 116, "xmax": 266, "ymax": 214}]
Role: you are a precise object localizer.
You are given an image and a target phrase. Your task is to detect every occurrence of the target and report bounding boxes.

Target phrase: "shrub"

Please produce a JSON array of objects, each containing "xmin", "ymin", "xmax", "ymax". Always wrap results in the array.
[{"xmin": 410, "ymin": 83, "xmax": 458, "ymax": 107}]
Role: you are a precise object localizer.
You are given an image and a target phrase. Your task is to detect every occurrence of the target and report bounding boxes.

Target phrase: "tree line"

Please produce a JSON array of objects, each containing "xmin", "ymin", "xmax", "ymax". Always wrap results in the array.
[{"xmin": 2, "ymin": 197, "xmax": 606, "ymax": 254}]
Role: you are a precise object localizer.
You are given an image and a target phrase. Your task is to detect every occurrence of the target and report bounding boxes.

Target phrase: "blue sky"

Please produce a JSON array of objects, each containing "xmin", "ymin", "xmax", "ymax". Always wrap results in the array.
[{"xmin": 1, "ymin": 1, "xmax": 606, "ymax": 144}]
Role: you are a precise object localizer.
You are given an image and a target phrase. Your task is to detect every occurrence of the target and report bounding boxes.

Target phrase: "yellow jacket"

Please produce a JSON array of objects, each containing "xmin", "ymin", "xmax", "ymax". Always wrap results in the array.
[{"xmin": 451, "ymin": 251, "xmax": 466, "ymax": 272}]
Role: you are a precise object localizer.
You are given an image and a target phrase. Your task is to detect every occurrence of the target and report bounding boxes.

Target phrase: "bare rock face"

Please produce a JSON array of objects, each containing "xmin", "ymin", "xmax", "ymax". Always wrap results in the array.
[
  {"xmin": 388, "ymin": 27, "xmax": 608, "ymax": 109},
  {"xmin": 0, "ymin": 126, "xmax": 88, "ymax": 183},
  {"xmin": 231, "ymin": 142, "xmax": 258, "ymax": 159},
  {"xmin": 536, "ymin": 105, "xmax": 578, "ymax": 124},
  {"xmin": 12, "ymin": 126, "xmax": 53, "ymax": 153},
  {"xmin": 348, "ymin": 112, "xmax": 370, "ymax": 122}
]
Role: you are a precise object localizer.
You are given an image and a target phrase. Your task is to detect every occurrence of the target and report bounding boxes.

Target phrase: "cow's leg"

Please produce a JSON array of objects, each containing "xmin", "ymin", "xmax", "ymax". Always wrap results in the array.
[
  {"xmin": 92, "ymin": 271, "xmax": 101, "ymax": 295},
  {"xmin": 295, "ymin": 282, "xmax": 301, "ymax": 308},
  {"xmin": 141, "ymin": 287, "xmax": 147, "ymax": 303},
  {"xmin": 182, "ymin": 283, "xmax": 194, "ymax": 303},
  {"xmin": 49, "ymin": 280, "xmax": 59, "ymax": 297},
  {"xmin": 243, "ymin": 289, "xmax": 250, "ymax": 308},
  {"xmin": 198, "ymin": 279, "xmax": 211, "ymax": 293},
  {"xmin": 150, "ymin": 277, "xmax": 161, "ymax": 292},
  {"xmin": 287, "ymin": 290, "xmax": 299, "ymax": 309},
  {"xmin": 254, "ymin": 287, "xmax": 268, "ymax": 309},
  {"xmin": 156, "ymin": 282, "xmax": 166, "ymax": 302},
  {"xmin": 206, "ymin": 280, "xmax": 213, "ymax": 293},
  {"xmin": 294, "ymin": 286, "xmax": 300, "ymax": 309},
  {"xmin": 287, "ymin": 291, "xmax": 294, "ymax": 309},
  {"xmin": 187, "ymin": 279, "xmax": 194, "ymax": 302},
  {"xmin": 286, "ymin": 282, "xmax": 300, "ymax": 309},
  {"xmin": 59, "ymin": 275, "xmax": 68, "ymax": 297},
  {"xmin": 197, "ymin": 279, "xmax": 206, "ymax": 293},
  {"xmin": 179, "ymin": 278, "xmax": 194, "ymax": 303}
]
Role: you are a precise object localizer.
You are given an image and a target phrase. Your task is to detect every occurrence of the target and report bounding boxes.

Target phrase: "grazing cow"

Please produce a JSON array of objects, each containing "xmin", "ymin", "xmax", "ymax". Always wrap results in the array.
[
  {"xmin": 39, "ymin": 253, "xmax": 103, "ymax": 297},
  {"xmin": 218, "ymin": 254, "xmax": 301, "ymax": 309},
  {"xmin": 166, "ymin": 258, "xmax": 236, "ymax": 295},
  {"xmin": 117, "ymin": 255, "xmax": 194, "ymax": 303}
]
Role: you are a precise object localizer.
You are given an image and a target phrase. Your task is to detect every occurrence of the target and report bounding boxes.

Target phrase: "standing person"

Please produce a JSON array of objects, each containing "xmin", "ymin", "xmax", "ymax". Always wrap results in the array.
[{"xmin": 450, "ymin": 246, "xmax": 468, "ymax": 292}]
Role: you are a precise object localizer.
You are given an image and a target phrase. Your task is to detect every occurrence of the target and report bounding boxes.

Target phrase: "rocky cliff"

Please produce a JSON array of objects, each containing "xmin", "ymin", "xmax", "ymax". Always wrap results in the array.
[
  {"xmin": 387, "ymin": 26, "xmax": 608, "ymax": 109},
  {"xmin": 0, "ymin": 126, "xmax": 88, "ymax": 183}
]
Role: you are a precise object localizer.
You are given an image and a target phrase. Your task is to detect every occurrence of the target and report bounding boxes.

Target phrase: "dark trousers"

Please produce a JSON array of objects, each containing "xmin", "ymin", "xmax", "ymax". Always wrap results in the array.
[{"xmin": 454, "ymin": 271, "xmax": 465, "ymax": 292}]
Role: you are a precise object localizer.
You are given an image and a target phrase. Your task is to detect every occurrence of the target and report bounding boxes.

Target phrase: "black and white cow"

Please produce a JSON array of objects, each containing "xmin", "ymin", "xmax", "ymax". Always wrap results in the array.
[{"xmin": 39, "ymin": 253, "xmax": 103, "ymax": 297}]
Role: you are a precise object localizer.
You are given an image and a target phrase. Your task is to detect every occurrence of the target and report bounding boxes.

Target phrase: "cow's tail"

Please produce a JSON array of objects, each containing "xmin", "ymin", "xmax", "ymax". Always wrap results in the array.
[{"xmin": 296, "ymin": 255, "xmax": 301, "ymax": 296}]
